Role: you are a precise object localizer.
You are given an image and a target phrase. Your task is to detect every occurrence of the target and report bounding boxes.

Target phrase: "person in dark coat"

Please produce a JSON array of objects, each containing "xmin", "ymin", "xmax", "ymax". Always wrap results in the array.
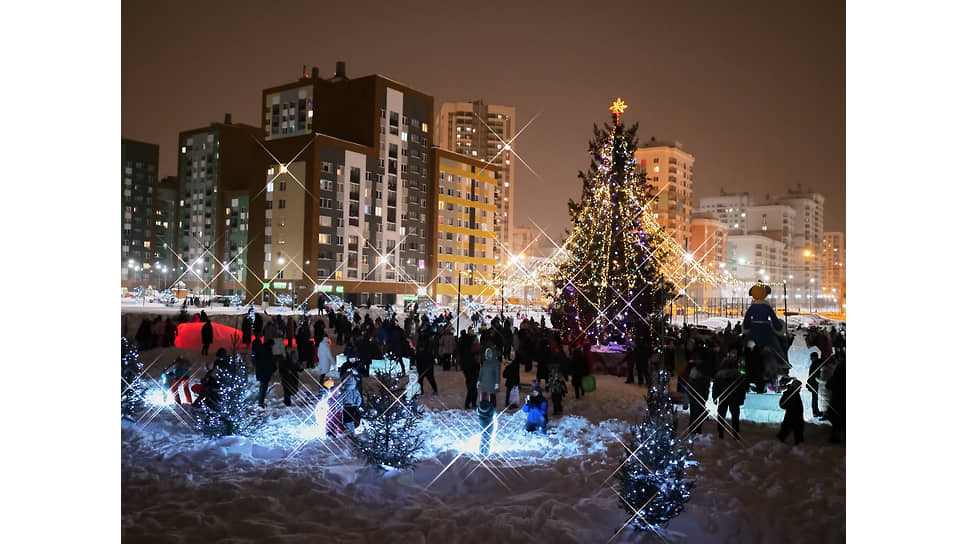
[
  {"xmin": 570, "ymin": 343, "xmax": 590, "ymax": 399},
  {"xmin": 683, "ymin": 339, "xmax": 713, "ymax": 434},
  {"xmin": 460, "ymin": 329, "xmax": 479, "ymax": 409},
  {"xmin": 416, "ymin": 335, "xmax": 439, "ymax": 395},
  {"xmin": 253, "ymin": 338, "xmax": 276, "ymax": 408},
  {"xmin": 200, "ymin": 315, "xmax": 214, "ymax": 356},
  {"xmin": 163, "ymin": 318, "xmax": 178, "ymax": 348},
  {"xmin": 297, "ymin": 322, "xmax": 314, "ymax": 368},
  {"xmin": 285, "ymin": 317, "xmax": 296, "ymax": 348},
  {"xmin": 743, "ymin": 339, "xmax": 765, "ymax": 393},
  {"xmin": 712, "ymin": 348, "xmax": 747, "ymax": 439},
  {"xmin": 777, "ymin": 377, "xmax": 805, "ymax": 445},
  {"xmin": 241, "ymin": 313, "xmax": 252, "ymax": 346},
  {"xmin": 279, "ymin": 349, "xmax": 301, "ymax": 406},
  {"xmin": 135, "ymin": 318, "xmax": 153, "ymax": 351},
  {"xmin": 535, "ymin": 338, "xmax": 551, "ymax": 384},
  {"xmin": 254, "ymin": 312, "xmax": 264, "ymax": 339},
  {"xmin": 826, "ymin": 354, "xmax": 846, "ymax": 443},
  {"xmin": 313, "ymin": 318, "xmax": 326, "ymax": 350},
  {"xmin": 807, "ymin": 351, "xmax": 824, "ymax": 418},
  {"xmin": 503, "ymin": 358, "xmax": 521, "ymax": 408}
]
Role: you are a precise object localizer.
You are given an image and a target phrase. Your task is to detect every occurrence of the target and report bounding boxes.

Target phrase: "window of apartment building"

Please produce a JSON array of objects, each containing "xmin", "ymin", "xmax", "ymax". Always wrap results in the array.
[{"xmin": 278, "ymin": 200, "xmax": 285, "ymax": 209}]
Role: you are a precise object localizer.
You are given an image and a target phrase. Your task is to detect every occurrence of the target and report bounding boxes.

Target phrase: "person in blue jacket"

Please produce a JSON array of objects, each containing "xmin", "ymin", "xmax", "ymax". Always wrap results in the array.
[
  {"xmin": 742, "ymin": 283, "xmax": 785, "ymax": 361},
  {"xmin": 522, "ymin": 383, "xmax": 548, "ymax": 434}
]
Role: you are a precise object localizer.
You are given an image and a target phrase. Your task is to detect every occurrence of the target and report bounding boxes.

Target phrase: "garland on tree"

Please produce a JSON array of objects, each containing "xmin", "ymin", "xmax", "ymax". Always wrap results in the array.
[
  {"xmin": 121, "ymin": 337, "xmax": 147, "ymax": 420},
  {"xmin": 553, "ymin": 100, "xmax": 673, "ymax": 345},
  {"xmin": 193, "ymin": 351, "xmax": 267, "ymax": 438},
  {"xmin": 349, "ymin": 371, "xmax": 424, "ymax": 470},
  {"xmin": 617, "ymin": 369, "xmax": 695, "ymax": 532}
]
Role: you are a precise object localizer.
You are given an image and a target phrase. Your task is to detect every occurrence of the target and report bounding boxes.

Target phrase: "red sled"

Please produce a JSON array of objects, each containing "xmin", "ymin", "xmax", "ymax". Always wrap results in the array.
[{"xmin": 168, "ymin": 378, "xmax": 203, "ymax": 404}]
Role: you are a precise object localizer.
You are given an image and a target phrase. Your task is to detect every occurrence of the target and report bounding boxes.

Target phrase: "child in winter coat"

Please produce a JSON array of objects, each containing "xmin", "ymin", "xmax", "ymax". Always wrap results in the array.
[
  {"xmin": 522, "ymin": 384, "xmax": 548, "ymax": 434},
  {"xmin": 340, "ymin": 367, "xmax": 363, "ymax": 435},
  {"xmin": 546, "ymin": 365, "xmax": 568, "ymax": 415},
  {"xmin": 164, "ymin": 357, "xmax": 193, "ymax": 404},
  {"xmin": 712, "ymin": 348, "xmax": 747, "ymax": 439},
  {"xmin": 778, "ymin": 377, "xmax": 805, "ymax": 445}
]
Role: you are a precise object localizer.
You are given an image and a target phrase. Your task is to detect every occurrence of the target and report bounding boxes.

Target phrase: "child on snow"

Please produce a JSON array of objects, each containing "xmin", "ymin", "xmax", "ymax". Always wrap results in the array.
[
  {"xmin": 777, "ymin": 377, "xmax": 805, "ymax": 445},
  {"xmin": 340, "ymin": 367, "xmax": 363, "ymax": 435},
  {"xmin": 546, "ymin": 365, "xmax": 568, "ymax": 416},
  {"xmin": 164, "ymin": 357, "xmax": 193, "ymax": 404},
  {"xmin": 522, "ymin": 383, "xmax": 548, "ymax": 434}
]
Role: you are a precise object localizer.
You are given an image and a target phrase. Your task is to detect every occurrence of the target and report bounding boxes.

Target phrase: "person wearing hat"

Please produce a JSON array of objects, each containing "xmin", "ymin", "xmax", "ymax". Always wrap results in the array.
[{"xmin": 522, "ymin": 381, "xmax": 548, "ymax": 434}]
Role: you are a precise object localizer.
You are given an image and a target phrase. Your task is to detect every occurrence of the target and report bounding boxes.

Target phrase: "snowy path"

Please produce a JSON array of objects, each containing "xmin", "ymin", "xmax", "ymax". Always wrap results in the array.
[{"xmin": 122, "ymin": 346, "xmax": 844, "ymax": 543}]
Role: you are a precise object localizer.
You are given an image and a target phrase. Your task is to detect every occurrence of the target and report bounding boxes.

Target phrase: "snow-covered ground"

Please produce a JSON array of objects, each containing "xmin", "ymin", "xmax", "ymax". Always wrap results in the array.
[{"xmin": 122, "ymin": 337, "xmax": 845, "ymax": 543}]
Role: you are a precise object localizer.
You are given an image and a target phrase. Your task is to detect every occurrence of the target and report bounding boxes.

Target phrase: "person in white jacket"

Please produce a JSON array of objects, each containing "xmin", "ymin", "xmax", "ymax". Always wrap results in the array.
[{"xmin": 317, "ymin": 333, "xmax": 336, "ymax": 378}]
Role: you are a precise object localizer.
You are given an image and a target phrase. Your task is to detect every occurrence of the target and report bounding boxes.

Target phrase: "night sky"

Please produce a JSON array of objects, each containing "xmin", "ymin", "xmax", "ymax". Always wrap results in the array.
[{"xmin": 122, "ymin": 0, "xmax": 845, "ymax": 238}]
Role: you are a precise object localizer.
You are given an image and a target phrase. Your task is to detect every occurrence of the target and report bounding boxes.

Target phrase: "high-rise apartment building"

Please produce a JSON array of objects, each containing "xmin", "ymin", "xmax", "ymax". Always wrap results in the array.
[
  {"xmin": 152, "ymin": 175, "xmax": 180, "ymax": 284},
  {"xmin": 745, "ymin": 203, "xmax": 796, "ymax": 274},
  {"xmin": 260, "ymin": 63, "xmax": 435, "ymax": 306},
  {"xmin": 431, "ymin": 148, "xmax": 499, "ymax": 305},
  {"xmin": 634, "ymin": 138, "xmax": 695, "ymax": 250},
  {"xmin": 121, "ymin": 138, "xmax": 159, "ymax": 288},
  {"xmin": 436, "ymin": 100, "xmax": 516, "ymax": 253},
  {"xmin": 768, "ymin": 187, "xmax": 824, "ymax": 299},
  {"xmin": 823, "ymin": 232, "xmax": 845, "ymax": 311},
  {"xmin": 727, "ymin": 234, "xmax": 786, "ymax": 284},
  {"xmin": 697, "ymin": 192, "xmax": 751, "ymax": 234},
  {"xmin": 176, "ymin": 115, "xmax": 264, "ymax": 296}
]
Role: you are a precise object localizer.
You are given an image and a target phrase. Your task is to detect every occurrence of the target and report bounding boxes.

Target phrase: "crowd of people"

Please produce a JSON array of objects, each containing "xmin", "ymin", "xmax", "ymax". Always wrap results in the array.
[
  {"xmin": 644, "ymin": 322, "xmax": 847, "ymax": 444},
  {"xmin": 131, "ymin": 302, "xmax": 845, "ymax": 445}
]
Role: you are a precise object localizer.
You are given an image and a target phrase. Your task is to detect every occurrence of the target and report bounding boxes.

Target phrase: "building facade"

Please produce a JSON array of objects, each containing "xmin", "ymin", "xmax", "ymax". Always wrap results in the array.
[
  {"xmin": 152, "ymin": 175, "xmax": 180, "ymax": 286},
  {"xmin": 634, "ymin": 138, "xmax": 695, "ymax": 250},
  {"xmin": 176, "ymin": 115, "xmax": 265, "ymax": 296},
  {"xmin": 436, "ymin": 100, "xmax": 516, "ymax": 252},
  {"xmin": 727, "ymin": 234, "xmax": 787, "ymax": 284},
  {"xmin": 688, "ymin": 213, "xmax": 729, "ymax": 269},
  {"xmin": 822, "ymin": 231, "xmax": 845, "ymax": 311},
  {"xmin": 431, "ymin": 148, "xmax": 499, "ymax": 306},
  {"xmin": 697, "ymin": 192, "xmax": 751, "ymax": 234},
  {"xmin": 768, "ymin": 187, "xmax": 825, "ymax": 299},
  {"xmin": 121, "ymin": 138, "xmax": 159, "ymax": 288},
  {"xmin": 259, "ymin": 63, "xmax": 435, "ymax": 306}
]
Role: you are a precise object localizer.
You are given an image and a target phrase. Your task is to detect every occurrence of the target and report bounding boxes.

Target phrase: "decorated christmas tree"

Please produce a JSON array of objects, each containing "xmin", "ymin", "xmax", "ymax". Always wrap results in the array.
[
  {"xmin": 121, "ymin": 337, "xmax": 147, "ymax": 420},
  {"xmin": 553, "ymin": 99, "xmax": 673, "ymax": 344},
  {"xmin": 617, "ymin": 369, "xmax": 695, "ymax": 532},
  {"xmin": 193, "ymin": 351, "xmax": 267, "ymax": 438},
  {"xmin": 349, "ymin": 371, "xmax": 425, "ymax": 470}
]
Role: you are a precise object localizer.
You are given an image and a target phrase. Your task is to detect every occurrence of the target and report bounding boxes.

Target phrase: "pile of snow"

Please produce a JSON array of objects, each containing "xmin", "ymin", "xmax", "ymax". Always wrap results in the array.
[{"xmin": 123, "ymin": 353, "xmax": 844, "ymax": 542}]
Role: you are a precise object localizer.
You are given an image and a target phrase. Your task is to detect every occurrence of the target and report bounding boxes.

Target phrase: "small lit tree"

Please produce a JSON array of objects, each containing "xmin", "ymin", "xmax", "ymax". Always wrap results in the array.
[
  {"xmin": 349, "ymin": 371, "xmax": 425, "ymax": 470},
  {"xmin": 194, "ymin": 352, "xmax": 266, "ymax": 438},
  {"xmin": 617, "ymin": 369, "xmax": 695, "ymax": 532},
  {"xmin": 121, "ymin": 337, "xmax": 147, "ymax": 420}
]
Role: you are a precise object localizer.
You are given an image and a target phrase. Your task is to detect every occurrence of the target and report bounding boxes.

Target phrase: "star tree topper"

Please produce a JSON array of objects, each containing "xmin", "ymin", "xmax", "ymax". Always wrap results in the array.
[{"xmin": 609, "ymin": 98, "xmax": 628, "ymax": 123}]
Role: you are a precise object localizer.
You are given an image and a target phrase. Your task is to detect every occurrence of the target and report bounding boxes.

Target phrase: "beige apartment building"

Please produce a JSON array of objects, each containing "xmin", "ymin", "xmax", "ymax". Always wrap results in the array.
[{"xmin": 634, "ymin": 138, "xmax": 695, "ymax": 250}]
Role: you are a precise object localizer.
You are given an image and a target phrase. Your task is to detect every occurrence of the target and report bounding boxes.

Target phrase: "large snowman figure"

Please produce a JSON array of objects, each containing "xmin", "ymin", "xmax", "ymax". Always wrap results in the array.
[{"xmin": 786, "ymin": 330, "xmax": 821, "ymax": 383}]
